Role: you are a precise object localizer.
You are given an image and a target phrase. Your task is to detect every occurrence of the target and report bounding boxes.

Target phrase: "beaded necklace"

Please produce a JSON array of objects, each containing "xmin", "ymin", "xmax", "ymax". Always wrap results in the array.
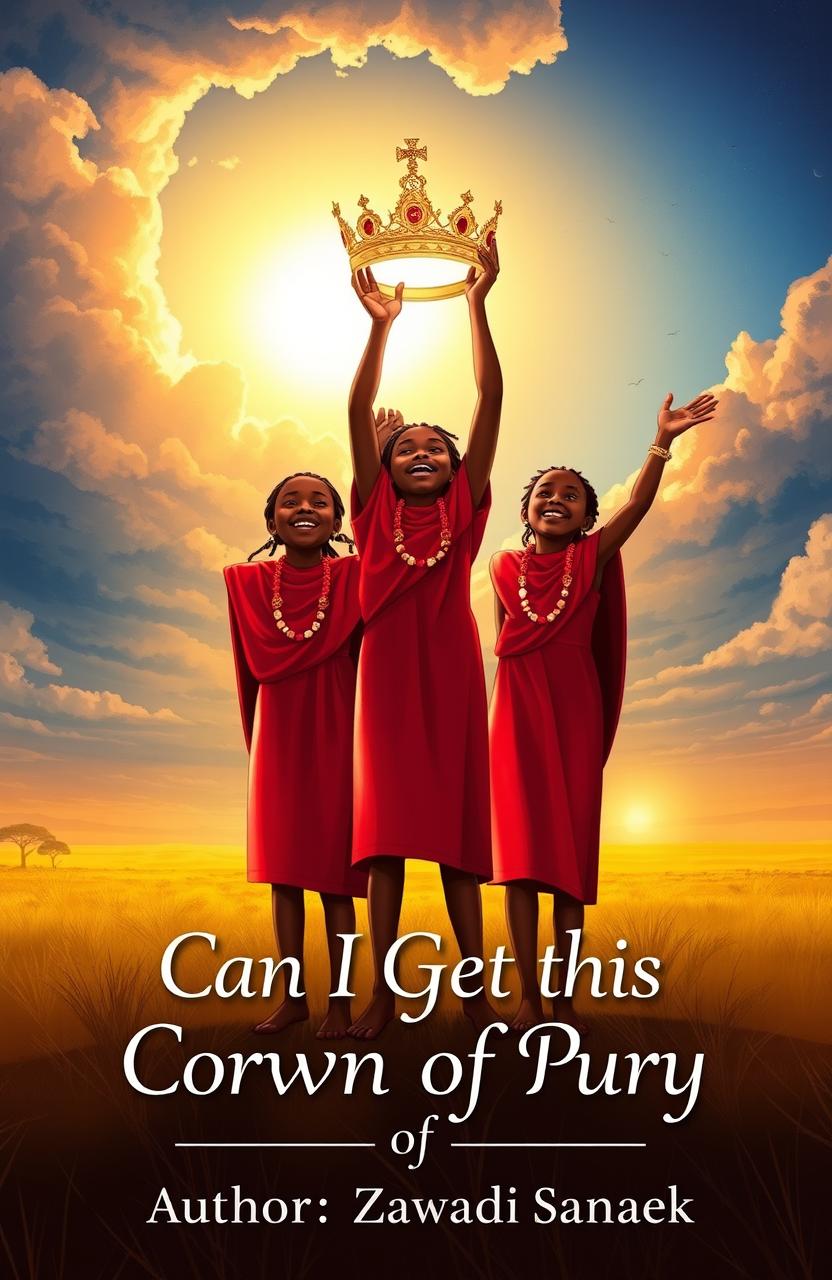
[
  {"xmin": 271, "ymin": 555, "xmax": 332, "ymax": 641},
  {"xmin": 392, "ymin": 496, "xmax": 452, "ymax": 568},
  {"xmin": 518, "ymin": 541, "xmax": 576, "ymax": 624}
]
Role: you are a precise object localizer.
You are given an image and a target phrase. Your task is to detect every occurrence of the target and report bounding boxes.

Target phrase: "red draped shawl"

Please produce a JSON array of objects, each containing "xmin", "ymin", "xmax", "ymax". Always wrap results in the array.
[
  {"xmin": 488, "ymin": 533, "xmax": 626, "ymax": 900},
  {"xmin": 224, "ymin": 556, "xmax": 366, "ymax": 895},
  {"xmin": 349, "ymin": 460, "xmax": 493, "ymax": 876}
]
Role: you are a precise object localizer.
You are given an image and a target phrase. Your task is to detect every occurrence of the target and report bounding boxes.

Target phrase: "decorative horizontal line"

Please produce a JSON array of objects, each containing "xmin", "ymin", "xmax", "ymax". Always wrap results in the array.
[
  {"xmin": 450, "ymin": 1142, "xmax": 646, "ymax": 1149},
  {"xmin": 174, "ymin": 1141, "xmax": 375, "ymax": 1149}
]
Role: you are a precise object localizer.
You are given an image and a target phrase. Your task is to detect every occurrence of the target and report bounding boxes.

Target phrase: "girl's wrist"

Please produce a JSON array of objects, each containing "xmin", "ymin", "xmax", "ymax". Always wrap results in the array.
[{"xmin": 654, "ymin": 426, "xmax": 674, "ymax": 450}]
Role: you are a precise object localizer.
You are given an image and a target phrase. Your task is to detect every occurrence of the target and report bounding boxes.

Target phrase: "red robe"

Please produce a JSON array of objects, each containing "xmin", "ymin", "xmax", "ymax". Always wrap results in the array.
[
  {"xmin": 224, "ymin": 555, "xmax": 367, "ymax": 896},
  {"xmin": 488, "ymin": 533, "xmax": 626, "ymax": 902},
  {"xmin": 350, "ymin": 460, "xmax": 492, "ymax": 877}
]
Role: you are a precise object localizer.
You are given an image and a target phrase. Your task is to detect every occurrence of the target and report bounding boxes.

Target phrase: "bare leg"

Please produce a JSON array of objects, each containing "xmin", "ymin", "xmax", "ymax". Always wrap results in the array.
[
  {"xmin": 505, "ymin": 883, "xmax": 543, "ymax": 1032},
  {"xmin": 348, "ymin": 857, "xmax": 404, "ymax": 1040},
  {"xmin": 440, "ymin": 864, "xmax": 498, "ymax": 1032},
  {"xmin": 552, "ymin": 890, "xmax": 588, "ymax": 1036},
  {"xmin": 317, "ymin": 893, "xmax": 356, "ymax": 1039},
  {"xmin": 253, "ymin": 885, "xmax": 309, "ymax": 1034}
]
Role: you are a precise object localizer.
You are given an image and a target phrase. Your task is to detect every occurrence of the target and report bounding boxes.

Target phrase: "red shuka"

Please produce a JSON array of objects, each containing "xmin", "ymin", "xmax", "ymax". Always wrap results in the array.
[
  {"xmin": 488, "ymin": 533, "xmax": 626, "ymax": 903},
  {"xmin": 350, "ymin": 460, "xmax": 492, "ymax": 877},
  {"xmin": 224, "ymin": 555, "xmax": 367, "ymax": 896}
]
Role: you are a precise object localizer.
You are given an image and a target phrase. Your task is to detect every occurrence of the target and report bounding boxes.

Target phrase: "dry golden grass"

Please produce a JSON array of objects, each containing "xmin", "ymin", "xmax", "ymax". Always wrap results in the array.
[{"xmin": 0, "ymin": 841, "xmax": 829, "ymax": 1063}]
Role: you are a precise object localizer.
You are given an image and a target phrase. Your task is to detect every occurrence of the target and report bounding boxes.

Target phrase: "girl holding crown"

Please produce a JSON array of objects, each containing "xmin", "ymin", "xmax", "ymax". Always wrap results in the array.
[
  {"xmin": 488, "ymin": 390, "xmax": 718, "ymax": 1034},
  {"xmin": 346, "ymin": 241, "xmax": 502, "ymax": 1040},
  {"xmin": 224, "ymin": 471, "xmax": 367, "ymax": 1038}
]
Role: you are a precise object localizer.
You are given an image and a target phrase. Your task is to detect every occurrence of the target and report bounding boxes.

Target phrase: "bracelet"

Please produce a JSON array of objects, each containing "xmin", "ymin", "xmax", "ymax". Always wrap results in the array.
[{"xmin": 648, "ymin": 443, "xmax": 671, "ymax": 461}]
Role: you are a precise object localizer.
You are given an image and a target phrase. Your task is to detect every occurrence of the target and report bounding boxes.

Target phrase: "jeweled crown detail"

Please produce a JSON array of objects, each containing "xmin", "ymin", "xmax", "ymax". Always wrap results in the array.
[{"xmin": 333, "ymin": 139, "xmax": 501, "ymax": 300}]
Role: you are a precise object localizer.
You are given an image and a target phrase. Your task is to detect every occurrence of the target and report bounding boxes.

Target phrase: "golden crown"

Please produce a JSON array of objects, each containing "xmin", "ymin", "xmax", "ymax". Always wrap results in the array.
[{"xmin": 333, "ymin": 138, "xmax": 501, "ymax": 301}]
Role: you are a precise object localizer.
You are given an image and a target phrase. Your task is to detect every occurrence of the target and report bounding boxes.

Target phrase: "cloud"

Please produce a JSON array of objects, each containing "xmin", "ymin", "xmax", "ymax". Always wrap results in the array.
[
  {"xmin": 216, "ymin": 155, "xmax": 240, "ymax": 171},
  {"xmin": 23, "ymin": 410, "xmax": 149, "ymax": 486},
  {"xmin": 0, "ymin": 602, "xmax": 61, "ymax": 674},
  {"xmin": 230, "ymin": 1, "xmax": 568, "ymax": 96},
  {"xmin": 115, "ymin": 621, "xmax": 230, "ymax": 683},
  {"xmin": 102, "ymin": 583, "xmax": 222, "ymax": 619},
  {"xmin": 744, "ymin": 673, "xmax": 828, "ymax": 700},
  {"xmin": 624, "ymin": 681, "xmax": 741, "ymax": 715},
  {"xmin": 182, "ymin": 527, "xmax": 246, "ymax": 572},
  {"xmin": 0, "ymin": 599, "xmax": 183, "ymax": 722},
  {"xmin": 0, "ymin": 649, "xmax": 181, "ymax": 722},
  {"xmin": 639, "ymin": 514, "xmax": 832, "ymax": 685},
  {"xmin": 0, "ymin": 710, "xmax": 86, "ymax": 739}
]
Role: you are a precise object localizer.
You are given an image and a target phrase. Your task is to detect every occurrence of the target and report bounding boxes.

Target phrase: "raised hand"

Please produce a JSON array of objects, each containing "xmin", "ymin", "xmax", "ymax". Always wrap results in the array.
[
  {"xmin": 351, "ymin": 266, "xmax": 404, "ymax": 324},
  {"xmin": 464, "ymin": 238, "xmax": 500, "ymax": 304},
  {"xmin": 657, "ymin": 391, "xmax": 719, "ymax": 439},
  {"xmin": 374, "ymin": 406, "xmax": 404, "ymax": 451}
]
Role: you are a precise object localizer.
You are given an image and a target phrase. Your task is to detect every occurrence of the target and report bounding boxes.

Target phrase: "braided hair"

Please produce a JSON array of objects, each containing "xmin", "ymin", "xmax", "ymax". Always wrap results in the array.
[
  {"xmin": 247, "ymin": 472, "xmax": 354, "ymax": 562},
  {"xmin": 520, "ymin": 466, "xmax": 600, "ymax": 546},
  {"xmin": 380, "ymin": 422, "xmax": 462, "ymax": 476}
]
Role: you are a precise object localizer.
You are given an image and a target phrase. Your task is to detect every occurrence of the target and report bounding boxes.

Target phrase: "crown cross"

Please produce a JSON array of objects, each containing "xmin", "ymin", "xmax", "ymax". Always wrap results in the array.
[{"xmin": 396, "ymin": 138, "xmax": 428, "ymax": 173}]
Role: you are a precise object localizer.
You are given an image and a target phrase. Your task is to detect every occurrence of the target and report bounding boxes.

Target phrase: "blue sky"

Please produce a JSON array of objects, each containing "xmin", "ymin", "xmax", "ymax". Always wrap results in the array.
[{"xmin": 0, "ymin": 1, "xmax": 829, "ymax": 842}]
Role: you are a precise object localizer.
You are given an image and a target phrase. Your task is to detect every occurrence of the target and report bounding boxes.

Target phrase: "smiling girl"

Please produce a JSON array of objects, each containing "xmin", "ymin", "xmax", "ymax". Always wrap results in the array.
[
  {"xmin": 223, "ymin": 471, "xmax": 366, "ymax": 1038},
  {"xmin": 489, "ymin": 391, "xmax": 718, "ymax": 1034},
  {"xmin": 346, "ymin": 244, "xmax": 502, "ymax": 1039}
]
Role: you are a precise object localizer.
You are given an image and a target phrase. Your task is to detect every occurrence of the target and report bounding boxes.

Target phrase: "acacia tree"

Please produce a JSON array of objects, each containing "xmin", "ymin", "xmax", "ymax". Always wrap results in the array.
[
  {"xmin": 0, "ymin": 824, "xmax": 54, "ymax": 869},
  {"xmin": 37, "ymin": 839, "xmax": 71, "ymax": 869}
]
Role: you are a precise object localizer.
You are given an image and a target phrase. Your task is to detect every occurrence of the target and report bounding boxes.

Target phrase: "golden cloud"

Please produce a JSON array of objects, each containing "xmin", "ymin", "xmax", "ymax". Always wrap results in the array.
[{"xmin": 0, "ymin": 602, "xmax": 62, "ymax": 675}]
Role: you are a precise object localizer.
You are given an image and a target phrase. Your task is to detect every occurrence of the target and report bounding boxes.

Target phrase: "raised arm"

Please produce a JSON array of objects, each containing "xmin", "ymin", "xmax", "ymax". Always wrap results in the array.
[
  {"xmin": 463, "ymin": 241, "xmax": 503, "ymax": 507},
  {"xmin": 597, "ymin": 391, "xmax": 718, "ymax": 570},
  {"xmin": 348, "ymin": 268, "xmax": 403, "ymax": 505}
]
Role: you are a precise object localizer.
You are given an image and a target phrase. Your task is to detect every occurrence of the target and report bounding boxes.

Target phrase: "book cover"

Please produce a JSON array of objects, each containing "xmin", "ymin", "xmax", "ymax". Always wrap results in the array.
[{"xmin": 0, "ymin": 2, "xmax": 829, "ymax": 1276}]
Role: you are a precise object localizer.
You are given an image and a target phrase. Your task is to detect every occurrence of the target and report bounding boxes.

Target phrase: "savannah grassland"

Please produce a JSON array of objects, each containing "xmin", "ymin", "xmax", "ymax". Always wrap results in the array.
[
  {"xmin": 1, "ymin": 843, "xmax": 830, "ymax": 1279},
  {"xmin": 1, "ymin": 841, "xmax": 829, "ymax": 1062}
]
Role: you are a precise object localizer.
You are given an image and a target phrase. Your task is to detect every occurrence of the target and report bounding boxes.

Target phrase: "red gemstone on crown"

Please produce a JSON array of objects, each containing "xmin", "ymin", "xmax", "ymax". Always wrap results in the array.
[
  {"xmin": 340, "ymin": 231, "xmax": 348, "ymax": 247},
  {"xmin": 363, "ymin": 218, "xmax": 375, "ymax": 235},
  {"xmin": 406, "ymin": 205, "xmax": 423, "ymax": 224},
  {"xmin": 457, "ymin": 216, "xmax": 468, "ymax": 234},
  {"xmin": 485, "ymin": 230, "xmax": 494, "ymax": 247}
]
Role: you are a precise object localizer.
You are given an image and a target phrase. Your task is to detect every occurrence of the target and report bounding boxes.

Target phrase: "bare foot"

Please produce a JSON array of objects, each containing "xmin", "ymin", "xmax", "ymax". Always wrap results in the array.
[
  {"xmin": 552, "ymin": 998, "xmax": 589, "ymax": 1037},
  {"xmin": 462, "ymin": 994, "xmax": 501, "ymax": 1035},
  {"xmin": 253, "ymin": 998, "xmax": 309, "ymax": 1035},
  {"xmin": 509, "ymin": 997, "xmax": 545, "ymax": 1033},
  {"xmin": 316, "ymin": 998, "xmax": 352, "ymax": 1040},
  {"xmin": 348, "ymin": 992, "xmax": 395, "ymax": 1040}
]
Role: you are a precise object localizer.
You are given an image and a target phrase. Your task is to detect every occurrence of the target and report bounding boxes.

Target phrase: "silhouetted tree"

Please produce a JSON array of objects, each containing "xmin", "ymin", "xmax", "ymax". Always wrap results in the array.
[
  {"xmin": 37, "ymin": 839, "xmax": 71, "ymax": 869},
  {"xmin": 0, "ymin": 824, "xmax": 54, "ymax": 869}
]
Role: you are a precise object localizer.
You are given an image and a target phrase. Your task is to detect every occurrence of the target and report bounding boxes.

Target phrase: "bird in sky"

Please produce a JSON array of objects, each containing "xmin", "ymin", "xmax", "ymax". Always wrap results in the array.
[
  {"xmin": 667, "ymin": 330, "xmax": 679, "ymax": 336},
  {"xmin": 628, "ymin": 378, "xmax": 644, "ymax": 386}
]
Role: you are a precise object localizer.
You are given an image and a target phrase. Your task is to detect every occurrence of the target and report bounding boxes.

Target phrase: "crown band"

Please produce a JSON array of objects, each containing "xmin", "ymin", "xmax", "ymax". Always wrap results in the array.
[{"xmin": 378, "ymin": 280, "xmax": 469, "ymax": 301}]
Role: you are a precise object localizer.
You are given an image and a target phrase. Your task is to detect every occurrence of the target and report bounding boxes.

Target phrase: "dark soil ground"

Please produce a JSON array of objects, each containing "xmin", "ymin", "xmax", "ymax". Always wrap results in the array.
[{"xmin": 2, "ymin": 1014, "xmax": 829, "ymax": 1279}]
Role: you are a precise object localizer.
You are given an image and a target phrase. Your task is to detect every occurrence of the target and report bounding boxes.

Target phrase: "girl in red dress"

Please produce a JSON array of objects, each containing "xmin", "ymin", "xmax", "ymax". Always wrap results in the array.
[
  {"xmin": 347, "ymin": 243, "xmax": 502, "ymax": 1040},
  {"xmin": 490, "ymin": 390, "xmax": 718, "ymax": 1034},
  {"xmin": 224, "ymin": 471, "xmax": 366, "ymax": 1039}
]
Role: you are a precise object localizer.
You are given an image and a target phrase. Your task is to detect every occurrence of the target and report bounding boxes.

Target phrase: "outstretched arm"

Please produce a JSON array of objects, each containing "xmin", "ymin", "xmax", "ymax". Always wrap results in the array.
[
  {"xmin": 348, "ymin": 268, "xmax": 404, "ymax": 505},
  {"xmin": 463, "ymin": 241, "xmax": 503, "ymax": 507},
  {"xmin": 597, "ymin": 391, "xmax": 718, "ymax": 570}
]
